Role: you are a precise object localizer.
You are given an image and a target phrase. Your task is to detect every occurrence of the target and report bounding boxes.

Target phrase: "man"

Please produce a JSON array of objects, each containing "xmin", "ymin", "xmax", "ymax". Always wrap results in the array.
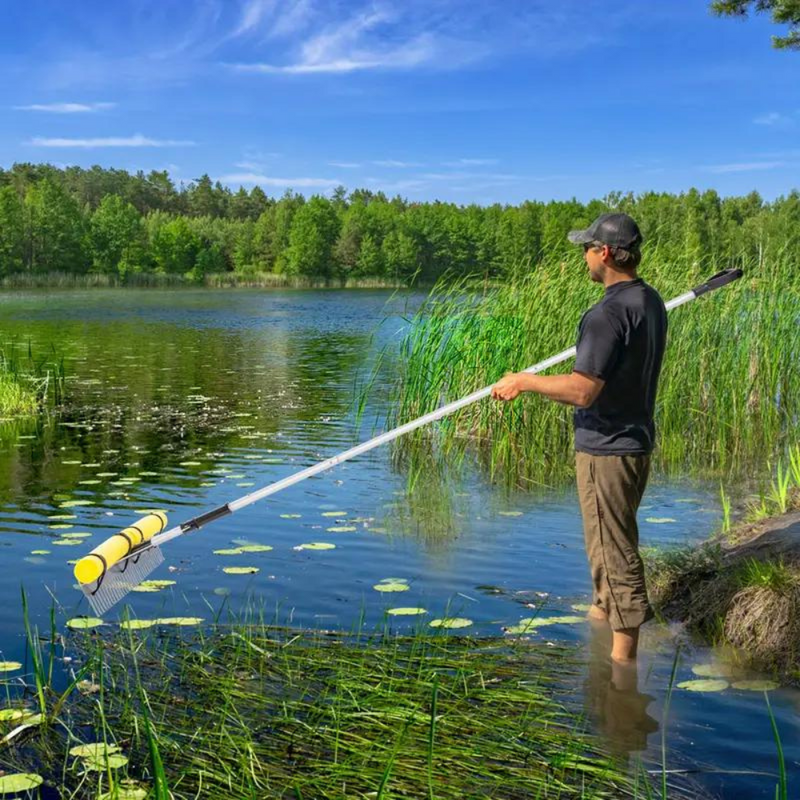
[{"xmin": 491, "ymin": 212, "xmax": 667, "ymax": 665}]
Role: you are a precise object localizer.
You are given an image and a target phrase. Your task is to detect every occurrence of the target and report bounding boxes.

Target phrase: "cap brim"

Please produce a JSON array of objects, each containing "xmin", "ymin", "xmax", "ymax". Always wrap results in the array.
[{"xmin": 567, "ymin": 229, "xmax": 594, "ymax": 244}]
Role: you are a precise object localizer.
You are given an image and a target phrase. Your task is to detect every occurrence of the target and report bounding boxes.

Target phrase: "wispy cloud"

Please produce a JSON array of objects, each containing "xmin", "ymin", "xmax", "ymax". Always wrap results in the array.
[
  {"xmin": 329, "ymin": 161, "xmax": 361, "ymax": 168},
  {"xmin": 372, "ymin": 159, "xmax": 423, "ymax": 168},
  {"xmin": 229, "ymin": 8, "xmax": 441, "ymax": 74},
  {"xmin": 753, "ymin": 111, "xmax": 794, "ymax": 127},
  {"xmin": 443, "ymin": 158, "xmax": 498, "ymax": 167},
  {"xmin": 703, "ymin": 161, "xmax": 785, "ymax": 174},
  {"xmin": 217, "ymin": 172, "xmax": 342, "ymax": 188},
  {"xmin": 27, "ymin": 134, "xmax": 196, "ymax": 148},
  {"xmin": 15, "ymin": 102, "xmax": 116, "ymax": 113}
]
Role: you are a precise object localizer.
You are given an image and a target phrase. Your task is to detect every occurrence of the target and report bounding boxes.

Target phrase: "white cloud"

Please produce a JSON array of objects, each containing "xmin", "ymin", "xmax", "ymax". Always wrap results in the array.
[
  {"xmin": 233, "ymin": 0, "xmax": 277, "ymax": 37},
  {"xmin": 15, "ymin": 102, "xmax": 116, "ymax": 113},
  {"xmin": 329, "ymin": 161, "xmax": 361, "ymax": 168},
  {"xmin": 27, "ymin": 134, "xmax": 196, "ymax": 148},
  {"xmin": 704, "ymin": 161, "xmax": 785, "ymax": 173},
  {"xmin": 217, "ymin": 172, "xmax": 342, "ymax": 188}
]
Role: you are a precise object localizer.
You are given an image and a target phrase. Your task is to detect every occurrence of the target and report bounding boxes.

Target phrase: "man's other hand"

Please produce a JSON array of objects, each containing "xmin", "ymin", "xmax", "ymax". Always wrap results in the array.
[{"xmin": 491, "ymin": 372, "xmax": 525, "ymax": 401}]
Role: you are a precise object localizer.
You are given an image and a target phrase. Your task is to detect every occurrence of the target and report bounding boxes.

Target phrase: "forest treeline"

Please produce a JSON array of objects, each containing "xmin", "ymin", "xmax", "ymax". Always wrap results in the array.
[{"xmin": 0, "ymin": 163, "xmax": 798, "ymax": 284}]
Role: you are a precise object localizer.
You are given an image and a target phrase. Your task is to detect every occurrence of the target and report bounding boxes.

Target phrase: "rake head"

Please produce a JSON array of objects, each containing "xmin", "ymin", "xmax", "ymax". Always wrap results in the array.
[{"xmin": 79, "ymin": 545, "xmax": 165, "ymax": 616}]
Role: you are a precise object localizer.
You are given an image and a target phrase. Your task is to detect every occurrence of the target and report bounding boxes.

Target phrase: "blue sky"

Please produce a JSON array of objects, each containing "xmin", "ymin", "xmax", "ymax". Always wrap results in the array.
[{"xmin": 2, "ymin": 0, "xmax": 798, "ymax": 204}]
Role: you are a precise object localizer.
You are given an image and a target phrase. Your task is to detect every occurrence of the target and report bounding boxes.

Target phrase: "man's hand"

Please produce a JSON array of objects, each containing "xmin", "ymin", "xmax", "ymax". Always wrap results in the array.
[{"xmin": 491, "ymin": 372, "xmax": 525, "ymax": 401}]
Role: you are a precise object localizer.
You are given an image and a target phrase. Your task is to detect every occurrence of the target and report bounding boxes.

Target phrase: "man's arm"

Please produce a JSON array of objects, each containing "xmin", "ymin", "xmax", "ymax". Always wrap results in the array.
[{"xmin": 491, "ymin": 370, "xmax": 605, "ymax": 408}]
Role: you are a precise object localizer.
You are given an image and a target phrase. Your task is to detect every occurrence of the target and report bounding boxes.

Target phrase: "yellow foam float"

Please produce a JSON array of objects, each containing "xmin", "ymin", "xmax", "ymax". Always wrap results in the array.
[{"xmin": 73, "ymin": 512, "xmax": 167, "ymax": 585}]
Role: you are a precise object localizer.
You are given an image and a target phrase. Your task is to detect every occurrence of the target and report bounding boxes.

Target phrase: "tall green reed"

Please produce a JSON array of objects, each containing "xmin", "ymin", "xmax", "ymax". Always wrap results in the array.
[{"xmin": 387, "ymin": 250, "xmax": 800, "ymax": 487}]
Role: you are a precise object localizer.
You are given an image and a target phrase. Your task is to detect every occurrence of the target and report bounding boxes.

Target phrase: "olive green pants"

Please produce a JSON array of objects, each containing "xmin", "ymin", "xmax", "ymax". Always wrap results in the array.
[{"xmin": 576, "ymin": 452, "xmax": 653, "ymax": 631}]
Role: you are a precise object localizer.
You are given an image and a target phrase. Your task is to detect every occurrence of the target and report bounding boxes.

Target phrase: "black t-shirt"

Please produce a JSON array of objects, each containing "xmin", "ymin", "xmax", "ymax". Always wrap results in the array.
[{"xmin": 573, "ymin": 278, "xmax": 667, "ymax": 455}]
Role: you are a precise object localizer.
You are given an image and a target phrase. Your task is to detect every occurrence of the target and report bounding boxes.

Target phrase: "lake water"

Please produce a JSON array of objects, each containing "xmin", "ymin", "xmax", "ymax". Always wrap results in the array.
[{"xmin": 0, "ymin": 288, "xmax": 797, "ymax": 798}]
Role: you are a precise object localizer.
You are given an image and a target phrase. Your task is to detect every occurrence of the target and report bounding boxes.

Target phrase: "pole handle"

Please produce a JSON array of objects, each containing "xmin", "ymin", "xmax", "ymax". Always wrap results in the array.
[{"xmin": 692, "ymin": 268, "xmax": 743, "ymax": 297}]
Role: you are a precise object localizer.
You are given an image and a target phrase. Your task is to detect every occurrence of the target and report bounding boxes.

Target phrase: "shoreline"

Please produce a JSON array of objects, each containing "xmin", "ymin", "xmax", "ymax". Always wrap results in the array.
[{"xmin": 646, "ymin": 506, "xmax": 800, "ymax": 679}]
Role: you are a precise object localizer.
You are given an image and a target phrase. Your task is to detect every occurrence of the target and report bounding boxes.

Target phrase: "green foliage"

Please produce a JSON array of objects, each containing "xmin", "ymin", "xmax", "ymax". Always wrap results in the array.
[
  {"xmin": 711, "ymin": 0, "xmax": 800, "ymax": 49},
  {"xmin": 285, "ymin": 195, "xmax": 341, "ymax": 277},
  {"xmin": 1, "ymin": 164, "xmax": 800, "ymax": 287},
  {"xmin": 734, "ymin": 558, "xmax": 799, "ymax": 594}
]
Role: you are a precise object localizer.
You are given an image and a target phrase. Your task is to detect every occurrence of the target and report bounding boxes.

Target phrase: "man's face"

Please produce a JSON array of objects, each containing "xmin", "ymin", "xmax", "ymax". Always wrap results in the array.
[{"xmin": 583, "ymin": 243, "xmax": 607, "ymax": 283}]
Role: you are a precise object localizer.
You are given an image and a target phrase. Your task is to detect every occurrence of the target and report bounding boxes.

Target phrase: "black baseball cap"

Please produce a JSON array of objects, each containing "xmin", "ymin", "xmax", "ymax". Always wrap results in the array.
[{"xmin": 567, "ymin": 213, "xmax": 643, "ymax": 250}]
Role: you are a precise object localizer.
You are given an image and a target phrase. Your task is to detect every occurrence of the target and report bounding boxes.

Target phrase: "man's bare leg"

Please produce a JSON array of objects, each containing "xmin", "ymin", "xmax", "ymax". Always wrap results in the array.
[
  {"xmin": 611, "ymin": 627, "xmax": 640, "ymax": 664},
  {"xmin": 587, "ymin": 604, "xmax": 608, "ymax": 622}
]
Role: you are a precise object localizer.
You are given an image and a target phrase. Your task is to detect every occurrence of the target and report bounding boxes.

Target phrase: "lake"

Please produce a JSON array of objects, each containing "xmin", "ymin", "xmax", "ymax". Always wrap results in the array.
[{"xmin": 0, "ymin": 288, "xmax": 797, "ymax": 798}]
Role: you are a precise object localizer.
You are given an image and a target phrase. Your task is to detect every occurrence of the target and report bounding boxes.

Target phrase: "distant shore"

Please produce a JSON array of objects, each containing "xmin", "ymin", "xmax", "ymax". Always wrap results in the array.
[{"xmin": 0, "ymin": 271, "xmax": 419, "ymax": 290}]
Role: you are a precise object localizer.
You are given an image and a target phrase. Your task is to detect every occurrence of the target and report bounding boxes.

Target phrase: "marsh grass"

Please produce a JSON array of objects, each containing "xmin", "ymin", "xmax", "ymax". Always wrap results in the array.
[
  {"xmin": 1, "ymin": 616, "xmax": 640, "ymax": 799},
  {"xmin": 385, "ymin": 249, "xmax": 800, "ymax": 487},
  {"xmin": 0, "ymin": 338, "xmax": 66, "ymax": 416}
]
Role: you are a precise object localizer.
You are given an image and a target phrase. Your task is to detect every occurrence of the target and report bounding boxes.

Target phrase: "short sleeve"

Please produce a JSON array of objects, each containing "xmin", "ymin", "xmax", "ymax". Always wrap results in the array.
[{"xmin": 574, "ymin": 308, "xmax": 623, "ymax": 380}]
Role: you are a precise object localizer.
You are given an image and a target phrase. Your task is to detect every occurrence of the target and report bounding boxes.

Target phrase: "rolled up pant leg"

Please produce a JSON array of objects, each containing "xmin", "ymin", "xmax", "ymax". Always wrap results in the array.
[{"xmin": 576, "ymin": 452, "xmax": 653, "ymax": 631}]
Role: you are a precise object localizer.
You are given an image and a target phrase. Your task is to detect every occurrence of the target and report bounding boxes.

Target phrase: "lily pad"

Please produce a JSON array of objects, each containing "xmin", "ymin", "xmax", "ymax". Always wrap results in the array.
[
  {"xmin": 373, "ymin": 581, "xmax": 409, "ymax": 593},
  {"xmin": 60, "ymin": 532, "xmax": 92, "ymax": 538},
  {"xmin": 237, "ymin": 544, "xmax": 273, "ymax": 553},
  {"xmin": 66, "ymin": 617, "xmax": 104, "ymax": 630},
  {"xmin": 31, "ymin": 550, "xmax": 50, "ymax": 555},
  {"xmin": 677, "ymin": 679, "xmax": 729, "ymax": 692},
  {"xmin": 691, "ymin": 663, "xmax": 736, "ymax": 678},
  {"xmin": 120, "ymin": 619, "xmax": 156, "ymax": 631},
  {"xmin": 214, "ymin": 548, "xmax": 244, "ymax": 555},
  {"xmin": 48, "ymin": 514, "xmax": 77, "ymax": 520},
  {"xmin": 504, "ymin": 615, "xmax": 585, "ymax": 634},
  {"xmin": 571, "ymin": 603, "xmax": 592, "ymax": 612},
  {"xmin": 223, "ymin": 566, "xmax": 260, "ymax": 574},
  {"xmin": 98, "ymin": 780, "xmax": 149, "ymax": 800},
  {"xmin": 0, "ymin": 708, "xmax": 31, "ymax": 721},
  {"xmin": 731, "ymin": 679, "xmax": 780, "ymax": 691},
  {"xmin": 53, "ymin": 538, "xmax": 82, "ymax": 546},
  {"xmin": 387, "ymin": 608, "xmax": 427, "ymax": 616},
  {"xmin": 0, "ymin": 774, "xmax": 44, "ymax": 792},
  {"xmin": 69, "ymin": 742, "xmax": 121, "ymax": 758},
  {"xmin": 280, "ymin": 514, "xmax": 301, "ymax": 519},
  {"xmin": 321, "ymin": 511, "xmax": 347, "ymax": 517},
  {"xmin": 83, "ymin": 753, "xmax": 129, "ymax": 771},
  {"xmin": 326, "ymin": 526, "xmax": 356, "ymax": 533},
  {"xmin": 645, "ymin": 517, "xmax": 677, "ymax": 524},
  {"xmin": 60, "ymin": 500, "xmax": 94, "ymax": 507},
  {"xmin": 0, "ymin": 662, "xmax": 23, "ymax": 672},
  {"xmin": 153, "ymin": 617, "xmax": 204, "ymax": 626},
  {"xmin": 430, "ymin": 618, "xmax": 473, "ymax": 629},
  {"xmin": 48, "ymin": 523, "xmax": 74, "ymax": 530},
  {"xmin": 498, "ymin": 511, "xmax": 523, "ymax": 517},
  {"xmin": 294, "ymin": 542, "xmax": 336, "ymax": 551}
]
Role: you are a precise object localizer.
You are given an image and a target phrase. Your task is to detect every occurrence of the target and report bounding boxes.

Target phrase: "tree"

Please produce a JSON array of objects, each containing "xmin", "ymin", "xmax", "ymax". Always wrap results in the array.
[
  {"xmin": 24, "ymin": 178, "xmax": 86, "ymax": 273},
  {"xmin": 0, "ymin": 186, "xmax": 25, "ymax": 276},
  {"xmin": 90, "ymin": 195, "xmax": 146, "ymax": 276},
  {"xmin": 284, "ymin": 196, "xmax": 340, "ymax": 277},
  {"xmin": 711, "ymin": 1, "xmax": 800, "ymax": 49}
]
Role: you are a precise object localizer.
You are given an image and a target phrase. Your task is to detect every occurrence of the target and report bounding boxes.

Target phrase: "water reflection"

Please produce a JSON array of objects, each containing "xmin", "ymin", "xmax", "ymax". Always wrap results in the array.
[{"xmin": 584, "ymin": 620, "xmax": 659, "ymax": 759}]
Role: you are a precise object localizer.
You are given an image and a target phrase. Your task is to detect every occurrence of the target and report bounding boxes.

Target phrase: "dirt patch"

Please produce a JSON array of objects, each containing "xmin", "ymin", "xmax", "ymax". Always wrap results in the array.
[{"xmin": 646, "ymin": 511, "xmax": 800, "ymax": 677}]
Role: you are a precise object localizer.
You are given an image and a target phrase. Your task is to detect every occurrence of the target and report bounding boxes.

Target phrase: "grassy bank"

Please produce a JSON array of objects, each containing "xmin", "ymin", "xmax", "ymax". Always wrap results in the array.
[
  {"xmin": 385, "ymin": 248, "xmax": 799, "ymax": 486},
  {"xmin": 645, "ymin": 446, "xmax": 800, "ymax": 677},
  {"xmin": 0, "ymin": 271, "xmax": 414, "ymax": 290},
  {"xmin": 0, "ymin": 615, "xmax": 642, "ymax": 799}
]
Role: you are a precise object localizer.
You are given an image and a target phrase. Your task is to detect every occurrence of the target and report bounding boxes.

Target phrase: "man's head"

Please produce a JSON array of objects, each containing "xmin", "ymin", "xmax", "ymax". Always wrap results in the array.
[{"xmin": 568, "ymin": 213, "xmax": 643, "ymax": 284}]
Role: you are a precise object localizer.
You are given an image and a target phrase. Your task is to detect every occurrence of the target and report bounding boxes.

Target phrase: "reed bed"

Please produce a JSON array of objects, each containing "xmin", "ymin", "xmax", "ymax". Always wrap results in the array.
[
  {"xmin": 387, "ymin": 247, "xmax": 800, "ymax": 486},
  {"xmin": 0, "ymin": 340, "xmax": 65, "ymax": 417},
  {"xmin": 1, "ymin": 618, "xmax": 640, "ymax": 799}
]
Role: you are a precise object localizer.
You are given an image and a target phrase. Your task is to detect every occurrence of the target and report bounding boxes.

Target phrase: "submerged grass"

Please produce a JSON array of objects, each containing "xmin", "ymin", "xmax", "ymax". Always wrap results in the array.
[
  {"xmin": 1, "ymin": 616, "xmax": 640, "ymax": 799},
  {"xmin": 385, "ymin": 249, "xmax": 800, "ymax": 487},
  {"xmin": 0, "ymin": 338, "xmax": 66, "ymax": 416}
]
